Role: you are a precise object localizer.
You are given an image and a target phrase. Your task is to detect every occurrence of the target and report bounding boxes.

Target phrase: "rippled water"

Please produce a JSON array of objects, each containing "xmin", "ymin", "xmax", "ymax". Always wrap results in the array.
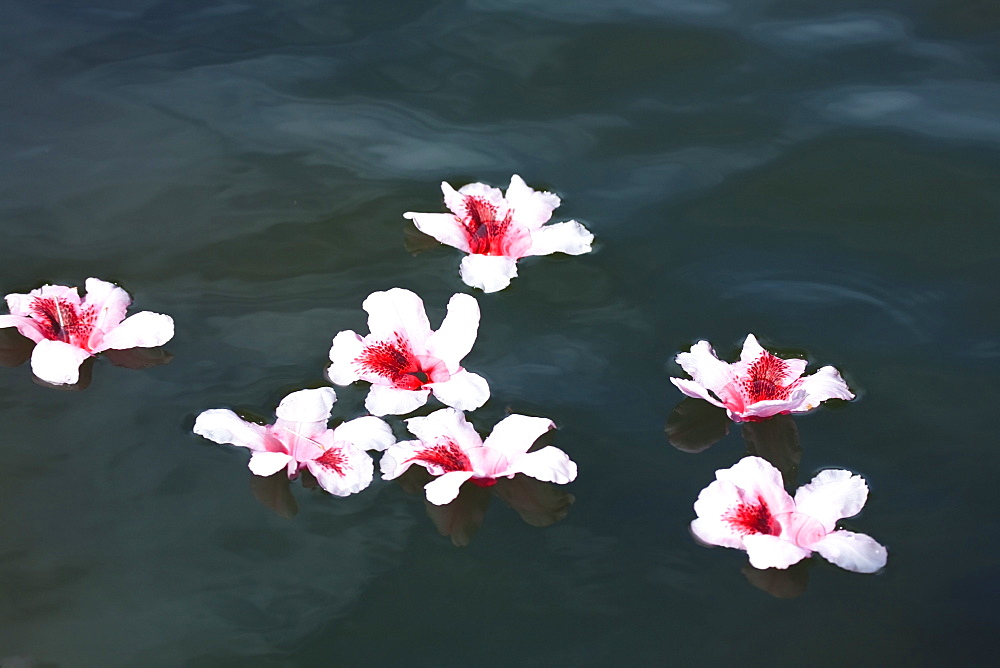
[{"xmin": 1, "ymin": 1, "xmax": 998, "ymax": 665}]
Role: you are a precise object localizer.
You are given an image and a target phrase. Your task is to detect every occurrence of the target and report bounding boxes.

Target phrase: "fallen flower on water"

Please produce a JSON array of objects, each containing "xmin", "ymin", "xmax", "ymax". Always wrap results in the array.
[
  {"xmin": 381, "ymin": 407, "xmax": 577, "ymax": 505},
  {"xmin": 193, "ymin": 387, "xmax": 395, "ymax": 497},
  {"xmin": 670, "ymin": 334, "xmax": 854, "ymax": 422},
  {"xmin": 404, "ymin": 175, "xmax": 594, "ymax": 292},
  {"xmin": 0, "ymin": 278, "xmax": 174, "ymax": 385},
  {"xmin": 691, "ymin": 456, "xmax": 887, "ymax": 573},
  {"xmin": 328, "ymin": 288, "xmax": 490, "ymax": 416}
]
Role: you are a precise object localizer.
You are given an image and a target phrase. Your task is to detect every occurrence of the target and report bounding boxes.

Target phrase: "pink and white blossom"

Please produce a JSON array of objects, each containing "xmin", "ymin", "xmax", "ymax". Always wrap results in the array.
[
  {"xmin": 381, "ymin": 407, "xmax": 577, "ymax": 505},
  {"xmin": 193, "ymin": 387, "xmax": 395, "ymax": 497},
  {"xmin": 691, "ymin": 456, "xmax": 887, "ymax": 573},
  {"xmin": 327, "ymin": 288, "xmax": 490, "ymax": 416},
  {"xmin": 0, "ymin": 278, "xmax": 174, "ymax": 385},
  {"xmin": 404, "ymin": 175, "xmax": 594, "ymax": 292},
  {"xmin": 670, "ymin": 334, "xmax": 854, "ymax": 422}
]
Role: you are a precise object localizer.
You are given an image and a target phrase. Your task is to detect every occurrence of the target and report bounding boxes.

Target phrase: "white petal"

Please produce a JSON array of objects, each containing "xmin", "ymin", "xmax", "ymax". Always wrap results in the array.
[
  {"xmin": 332, "ymin": 415, "xmax": 395, "ymax": 452},
  {"xmin": 794, "ymin": 365, "xmax": 855, "ymax": 411},
  {"xmin": 504, "ymin": 174, "xmax": 560, "ymax": 229},
  {"xmin": 459, "ymin": 255, "xmax": 518, "ymax": 293},
  {"xmin": 743, "ymin": 534, "xmax": 813, "ymax": 570},
  {"xmin": 425, "ymin": 293, "xmax": 480, "ymax": 367},
  {"xmin": 812, "ymin": 530, "xmax": 887, "ymax": 573},
  {"xmin": 249, "ymin": 451, "xmax": 294, "ymax": 477},
  {"xmin": 506, "ymin": 446, "xmax": 577, "ymax": 484},
  {"xmin": 675, "ymin": 340, "xmax": 734, "ymax": 397},
  {"xmin": 327, "ymin": 330, "xmax": 365, "ymax": 385},
  {"xmin": 363, "ymin": 288, "xmax": 431, "ymax": 344},
  {"xmin": 739, "ymin": 334, "xmax": 766, "ymax": 363},
  {"xmin": 193, "ymin": 409, "xmax": 267, "ymax": 451},
  {"xmin": 669, "ymin": 378, "xmax": 727, "ymax": 409},
  {"xmin": 379, "ymin": 439, "xmax": 422, "ymax": 480},
  {"xmin": 0, "ymin": 314, "xmax": 46, "ymax": 343},
  {"xmin": 83, "ymin": 277, "xmax": 131, "ymax": 333},
  {"xmin": 452, "ymin": 180, "xmax": 506, "ymax": 213},
  {"xmin": 403, "ymin": 211, "xmax": 470, "ymax": 252},
  {"xmin": 482, "ymin": 414, "xmax": 555, "ymax": 457},
  {"xmin": 715, "ymin": 457, "xmax": 796, "ymax": 516},
  {"xmin": 405, "ymin": 408, "xmax": 482, "ymax": 450},
  {"xmin": 306, "ymin": 447, "xmax": 374, "ymax": 497},
  {"xmin": 275, "ymin": 387, "xmax": 337, "ymax": 423},
  {"xmin": 524, "ymin": 221, "xmax": 594, "ymax": 256},
  {"xmin": 30, "ymin": 339, "xmax": 92, "ymax": 385},
  {"xmin": 424, "ymin": 470, "xmax": 476, "ymax": 505},
  {"xmin": 429, "ymin": 369, "xmax": 490, "ymax": 411},
  {"xmin": 794, "ymin": 469, "xmax": 869, "ymax": 530},
  {"xmin": 365, "ymin": 384, "xmax": 429, "ymax": 416},
  {"xmin": 97, "ymin": 312, "xmax": 174, "ymax": 351},
  {"xmin": 690, "ymin": 514, "xmax": 745, "ymax": 550}
]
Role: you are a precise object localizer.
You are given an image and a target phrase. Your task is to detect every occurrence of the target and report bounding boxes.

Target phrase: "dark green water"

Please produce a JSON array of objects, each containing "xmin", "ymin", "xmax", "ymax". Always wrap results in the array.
[{"xmin": 1, "ymin": 1, "xmax": 998, "ymax": 665}]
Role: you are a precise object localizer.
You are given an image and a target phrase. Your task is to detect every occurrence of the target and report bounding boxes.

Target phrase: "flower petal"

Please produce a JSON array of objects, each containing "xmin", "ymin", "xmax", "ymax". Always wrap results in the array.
[
  {"xmin": 794, "ymin": 365, "xmax": 855, "ymax": 410},
  {"xmin": 363, "ymin": 288, "xmax": 431, "ymax": 344},
  {"xmin": 0, "ymin": 314, "xmax": 46, "ymax": 343},
  {"xmin": 425, "ymin": 293, "xmax": 479, "ymax": 367},
  {"xmin": 83, "ymin": 278, "xmax": 131, "ymax": 333},
  {"xmin": 30, "ymin": 339, "xmax": 92, "ymax": 385},
  {"xmin": 429, "ymin": 369, "xmax": 490, "ymax": 412},
  {"xmin": 794, "ymin": 469, "xmax": 869, "ymax": 531},
  {"xmin": 97, "ymin": 311, "xmax": 174, "ymax": 351},
  {"xmin": 327, "ymin": 330, "xmax": 365, "ymax": 385},
  {"xmin": 482, "ymin": 414, "xmax": 555, "ymax": 457},
  {"xmin": 424, "ymin": 470, "xmax": 476, "ymax": 505},
  {"xmin": 379, "ymin": 439, "xmax": 422, "ymax": 480},
  {"xmin": 249, "ymin": 451, "xmax": 295, "ymax": 477},
  {"xmin": 365, "ymin": 384, "xmax": 429, "ymax": 416},
  {"xmin": 332, "ymin": 415, "xmax": 395, "ymax": 452},
  {"xmin": 459, "ymin": 255, "xmax": 518, "ymax": 293},
  {"xmin": 812, "ymin": 530, "xmax": 887, "ymax": 573},
  {"xmin": 743, "ymin": 534, "xmax": 813, "ymax": 570},
  {"xmin": 505, "ymin": 446, "xmax": 577, "ymax": 484},
  {"xmin": 715, "ymin": 456, "xmax": 795, "ymax": 517},
  {"xmin": 193, "ymin": 409, "xmax": 268, "ymax": 451},
  {"xmin": 403, "ymin": 211, "xmax": 471, "ymax": 253},
  {"xmin": 504, "ymin": 174, "xmax": 560, "ymax": 229},
  {"xmin": 275, "ymin": 387, "xmax": 337, "ymax": 423},
  {"xmin": 306, "ymin": 447, "xmax": 374, "ymax": 497},
  {"xmin": 405, "ymin": 407, "xmax": 483, "ymax": 450},
  {"xmin": 669, "ymin": 378, "xmax": 727, "ymax": 409},
  {"xmin": 449, "ymin": 180, "xmax": 506, "ymax": 215},
  {"xmin": 524, "ymin": 220, "xmax": 594, "ymax": 256},
  {"xmin": 675, "ymin": 340, "xmax": 734, "ymax": 398}
]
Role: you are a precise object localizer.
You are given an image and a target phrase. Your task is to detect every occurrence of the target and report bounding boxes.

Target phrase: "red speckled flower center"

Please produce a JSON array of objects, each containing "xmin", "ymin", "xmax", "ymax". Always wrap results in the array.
[
  {"xmin": 743, "ymin": 352, "xmax": 794, "ymax": 403},
  {"xmin": 409, "ymin": 439, "xmax": 472, "ymax": 473},
  {"xmin": 29, "ymin": 297, "xmax": 96, "ymax": 348},
  {"xmin": 356, "ymin": 334, "xmax": 447, "ymax": 390},
  {"xmin": 461, "ymin": 196, "xmax": 517, "ymax": 256},
  {"xmin": 724, "ymin": 497, "xmax": 781, "ymax": 536},
  {"xmin": 315, "ymin": 447, "xmax": 348, "ymax": 476}
]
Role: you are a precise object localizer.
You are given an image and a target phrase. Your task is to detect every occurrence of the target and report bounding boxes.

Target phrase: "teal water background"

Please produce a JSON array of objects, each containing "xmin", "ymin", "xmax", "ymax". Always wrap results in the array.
[{"xmin": 1, "ymin": 0, "xmax": 998, "ymax": 665}]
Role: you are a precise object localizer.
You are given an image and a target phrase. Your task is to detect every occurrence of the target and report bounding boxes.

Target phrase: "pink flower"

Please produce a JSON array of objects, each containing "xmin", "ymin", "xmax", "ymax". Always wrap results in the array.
[
  {"xmin": 193, "ymin": 388, "xmax": 395, "ymax": 497},
  {"xmin": 0, "ymin": 278, "xmax": 174, "ymax": 385},
  {"xmin": 404, "ymin": 175, "xmax": 594, "ymax": 292},
  {"xmin": 670, "ymin": 334, "xmax": 854, "ymax": 422},
  {"xmin": 380, "ymin": 407, "xmax": 577, "ymax": 505},
  {"xmin": 327, "ymin": 288, "xmax": 490, "ymax": 416},
  {"xmin": 691, "ymin": 456, "xmax": 887, "ymax": 573}
]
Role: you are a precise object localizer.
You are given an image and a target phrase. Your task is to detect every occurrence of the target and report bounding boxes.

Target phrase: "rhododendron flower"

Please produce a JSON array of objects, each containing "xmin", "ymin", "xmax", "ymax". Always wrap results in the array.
[
  {"xmin": 670, "ymin": 334, "xmax": 854, "ymax": 422},
  {"xmin": 380, "ymin": 407, "xmax": 577, "ymax": 505},
  {"xmin": 193, "ymin": 387, "xmax": 394, "ymax": 497},
  {"xmin": 328, "ymin": 288, "xmax": 490, "ymax": 416},
  {"xmin": 0, "ymin": 278, "xmax": 174, "ymax": 385},
  {"xmin": 691, "ymin": 456, "xmax": 887, "ymax": 573},
  {"xmin": 404, "ymin": 175, "xmax": 594, "ymax": 292}
]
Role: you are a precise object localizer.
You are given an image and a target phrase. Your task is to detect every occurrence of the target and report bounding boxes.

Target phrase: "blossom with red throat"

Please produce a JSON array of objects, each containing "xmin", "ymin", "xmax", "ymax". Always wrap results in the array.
[
  {"xmin": 691, "ymin": 456, "xmax": 887, "ymax": 573},
  {"xmin": 0, "ymin": 278, "xmax": 174, "ymax": 385},
  {"xmin": 403, "ymin": 175, "xmax": 594, "ymax": 293},
  {"xmin": 380, "ymin": 407, "xmax": 577, "ymax": 505},
  {"xmin": 670, "ymin": 334, "xmax": 854, "ymax": 422},
  {"xmin": 327, "ymin": 288, "xmax": 490, "ymax": 416},
  {"xmin": 193, "ymin": 388, "xmax": 394, "ymax": 497}
]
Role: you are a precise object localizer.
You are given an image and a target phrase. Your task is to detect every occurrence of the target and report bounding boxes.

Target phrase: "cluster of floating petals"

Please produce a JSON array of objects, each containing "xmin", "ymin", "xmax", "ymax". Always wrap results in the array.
[
  {"xmin": 381, "ymin": 407, "xmax": 578, "ymax": 505},
  {"xmin": 0, "ymin": 278, "xmax": 174, "ymax": 385},
  {"xmin": 404, "ymin": 175, "xmax": 594, "ymax": 293},
  {"xmin": 327, "ymin": 288, "xmax": 490, "ymax": 416},
  {"xmin": 691, "ymin": 456, "xmax": 887, "ymax": 573},
  {"xmin": 193, "ymin": 388, "xmax": 395, "ymax": 497},
  {"xmin": 670, "ymin": 334, "xmax": 854, "ymax": 422}
]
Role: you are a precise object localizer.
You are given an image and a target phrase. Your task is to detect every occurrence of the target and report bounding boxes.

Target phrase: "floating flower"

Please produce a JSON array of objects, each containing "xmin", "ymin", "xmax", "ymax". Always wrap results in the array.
[
  {"xmin": 381, "ymin": 407, "xmax": 577, "ymax": 505},
  {"xmin": 193, "ymin": 387, "xmax": 394, "ymax": 497},
  {"xmin": 0, "ymin": 278, "xmax": 174, "ymax": 385},
  {"xmin": 328, "ymin": 288, "xmax": 490, "ymax": 416},
  {"xmin": 404, "ymin": 175, "xmax": 594, "ymax": 292},
  {"xmin": 670, "ymin": 334, "xmax": 854, "ymax": 422},
  {"xmin": 691, "ymin": 456, "xmax": 887, "ymax": 573}
]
